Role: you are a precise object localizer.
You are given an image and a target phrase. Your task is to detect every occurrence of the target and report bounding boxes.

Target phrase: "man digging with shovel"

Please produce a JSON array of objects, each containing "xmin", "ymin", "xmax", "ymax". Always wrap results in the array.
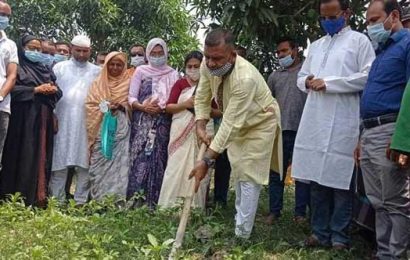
[{"xmin": 189, "ymin": 28, "xmax": 282, "ymax": 240}]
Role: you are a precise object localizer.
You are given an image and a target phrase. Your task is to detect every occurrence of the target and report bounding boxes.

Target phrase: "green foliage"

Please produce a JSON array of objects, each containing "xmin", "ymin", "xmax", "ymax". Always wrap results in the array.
[
  {"xmin": 7, "ymin": 0, "xmax": 199, "ymax": 68},
  {"xmin": 188, "ymin": 0, "xmax": 373, "ymax": 75},
  {"xmin": 0, "ymin": 189, "xmax": 371, "ymax": 259}
]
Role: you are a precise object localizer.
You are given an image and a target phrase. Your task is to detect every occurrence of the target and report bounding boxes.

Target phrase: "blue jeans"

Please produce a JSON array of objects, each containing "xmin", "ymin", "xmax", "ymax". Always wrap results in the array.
[
  {"xmin": 269, "ymin": 130, "xmax": 310, "ymax": 217},
  {"xmin": 310, "ymin": 181, "xmax": 354, "ymax": 246}
]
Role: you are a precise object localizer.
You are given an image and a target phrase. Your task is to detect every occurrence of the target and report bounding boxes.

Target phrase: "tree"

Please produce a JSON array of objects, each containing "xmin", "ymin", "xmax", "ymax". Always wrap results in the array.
[
  {"xmin": 188, "ymin": 0, "xmax": 375, "ymax": 75},
  {"xmin": 7, "ymin": 0, "xmax": 199, "ymax": 68}
]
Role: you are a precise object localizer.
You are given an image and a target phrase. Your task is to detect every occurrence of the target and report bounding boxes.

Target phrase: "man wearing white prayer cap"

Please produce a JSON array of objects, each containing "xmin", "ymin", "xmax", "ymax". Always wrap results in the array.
[{"xmin": 49, "ymin": 34, "xmax": 101, "ymax": 205}]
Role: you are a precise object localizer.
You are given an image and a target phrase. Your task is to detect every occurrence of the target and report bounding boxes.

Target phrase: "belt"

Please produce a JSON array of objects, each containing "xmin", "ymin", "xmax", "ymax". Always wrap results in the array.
[{"xmin": 361, "ymin": 113, "xmax": 397, "ymax": 129}]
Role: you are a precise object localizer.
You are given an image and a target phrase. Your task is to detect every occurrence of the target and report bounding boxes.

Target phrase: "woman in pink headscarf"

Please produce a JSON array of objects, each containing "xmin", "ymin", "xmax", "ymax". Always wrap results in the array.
[{"xmin": 127, "ymin": 38, "xmax": 179, "ymax": 208}]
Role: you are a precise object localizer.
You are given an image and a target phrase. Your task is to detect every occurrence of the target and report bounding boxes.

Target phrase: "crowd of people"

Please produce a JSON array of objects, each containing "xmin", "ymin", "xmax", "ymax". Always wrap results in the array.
[{"xmin": 0, "ymin": 0, "xmax": 409, "ymax": 259}]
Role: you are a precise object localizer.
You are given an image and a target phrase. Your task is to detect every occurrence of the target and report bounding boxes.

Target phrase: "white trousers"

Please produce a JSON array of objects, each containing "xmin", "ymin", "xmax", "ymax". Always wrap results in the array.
[
  {"xmin": 234, "ymin": 181, "xmax": 262, "ymax": 239},
  {"xmin": 49, "ymin": 167, "xmax": 90, "ymax": 204}
]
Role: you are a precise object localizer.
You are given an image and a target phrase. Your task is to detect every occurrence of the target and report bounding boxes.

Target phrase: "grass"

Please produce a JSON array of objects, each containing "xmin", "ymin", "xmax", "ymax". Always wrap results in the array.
[{"xmin": 0, "ymin": 187, "xmax": 372, "ymax": 259}]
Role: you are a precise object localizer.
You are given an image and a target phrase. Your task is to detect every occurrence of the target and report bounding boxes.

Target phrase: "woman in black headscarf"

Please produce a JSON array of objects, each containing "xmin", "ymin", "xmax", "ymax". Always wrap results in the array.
[{"xmin": 0, "ymin": 34, "xmax": 62, "ymax": 207}]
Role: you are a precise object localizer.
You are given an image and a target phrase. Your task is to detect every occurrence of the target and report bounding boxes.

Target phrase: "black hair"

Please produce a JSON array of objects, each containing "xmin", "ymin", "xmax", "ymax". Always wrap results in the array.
[
  {"xmin": 97, "ymin": 51, "xmax": 109, "ymax": 57},
  {"xmin": 369, "ymin": 0, "xmax": 403, "ymax": 19},
  {"xmin": 276, "ymin": 37, "xmax": 298, "ymax": 49},
  {"xmin": 55, "ymin": 41, "xmax": 70, "ymax": 48},
  {"xmin": 41, "ymin": 39, "xmax": 55, "ymax": 47},
  {"xmin": 184, "ymin": 50, "xmax": 203, "ymax": 67},
  {"xmin": 129, "ymin": 44, "xmax": 145, "ymax": 53},
  {"xmin": 319, "ymin": 0, "xmax": 350, "ymax": 12},
  {"xmin": 235, "ymin": 45, "xmax": 246, "ymax": 51},
  {"xmin": 205, "ymin": 28, "xmax": 235, "ymax": 48}
]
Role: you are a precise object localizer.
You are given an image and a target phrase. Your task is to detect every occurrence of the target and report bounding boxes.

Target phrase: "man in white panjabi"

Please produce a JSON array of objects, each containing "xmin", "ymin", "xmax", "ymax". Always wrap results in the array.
[
  {"xmin": 291, "ymin": 0, "xmax": 375, "ymax": 249},
  {"xmin": 49, "ymin": 35, "xmax": 101, "ymax": 204}
]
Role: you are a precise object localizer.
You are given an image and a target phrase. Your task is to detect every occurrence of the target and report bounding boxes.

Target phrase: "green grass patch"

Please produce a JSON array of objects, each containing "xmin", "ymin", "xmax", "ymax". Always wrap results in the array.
[{"xmin": 0, "ymin": 188, "xmax": 371, "ymax": 259}]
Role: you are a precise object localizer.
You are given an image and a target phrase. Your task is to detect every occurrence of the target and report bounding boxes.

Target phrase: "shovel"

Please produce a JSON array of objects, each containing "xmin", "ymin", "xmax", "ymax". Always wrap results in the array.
[{"xmin": 168, "ymin": 143, "xmax": 207, "ymax": 259}]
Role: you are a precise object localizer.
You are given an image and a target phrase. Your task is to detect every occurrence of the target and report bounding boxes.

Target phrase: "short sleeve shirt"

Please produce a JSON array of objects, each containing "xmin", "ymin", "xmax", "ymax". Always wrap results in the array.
[{"xmin": 0, "ymin": 31, "xmax": 19, "ymax": 114}]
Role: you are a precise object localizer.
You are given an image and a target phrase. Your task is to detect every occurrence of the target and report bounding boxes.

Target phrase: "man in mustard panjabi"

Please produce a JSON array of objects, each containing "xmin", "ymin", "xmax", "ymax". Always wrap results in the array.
[{"xmin": 189, "ymin": 28, "xmax": 282, "ymax": 239}]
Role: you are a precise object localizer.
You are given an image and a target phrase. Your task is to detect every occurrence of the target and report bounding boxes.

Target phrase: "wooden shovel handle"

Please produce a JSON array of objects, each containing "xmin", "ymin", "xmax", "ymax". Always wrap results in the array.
[{"xmin": 169, "ymin": 143, "xmax": 207, "ymax": 259}]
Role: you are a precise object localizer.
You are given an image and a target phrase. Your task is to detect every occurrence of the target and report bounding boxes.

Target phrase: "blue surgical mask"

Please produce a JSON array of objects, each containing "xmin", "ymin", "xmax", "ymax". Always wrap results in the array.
[
  {"xmin": 54, "ymin": 54, "xmax": 68, "ymax": 63},
  {"xmin": 320, "ymin": 16, "xmax": 346, "ymax": 36},
  {"xmin": 367, "ymin": 16, "xmax": 392, "ymax": 45},
  {"xmin": 208, "ymin": 62, "xmax": 233, "ymax": 77},
  {"xmin": 278, "ymin": 54, "xmax": 295, "ymax": 68},
  {"xmin": 42, "ymin": 54, "xmax": 55, "ymax": 67},
  {"xmin": 149, "ymin": 55, "xmax": 167, "ymax": 67},
  {"xmin": 25, "ymin": 50, "xmax": 45, "ymax": 63},
  {"xmin": 0, "ymin": 16, "xmax": 9, "ymax": 31}
]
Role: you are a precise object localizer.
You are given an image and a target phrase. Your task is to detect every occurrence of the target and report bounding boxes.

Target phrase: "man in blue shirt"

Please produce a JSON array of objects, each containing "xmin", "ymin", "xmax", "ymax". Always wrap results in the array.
[{"xmin": 359, "ymin": 1, "xmax": 410, "ymax": 259}]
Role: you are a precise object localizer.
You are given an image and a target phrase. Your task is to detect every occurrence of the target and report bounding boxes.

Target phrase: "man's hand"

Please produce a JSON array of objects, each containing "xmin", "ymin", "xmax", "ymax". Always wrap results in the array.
[
  {"xmin": 211, "ymin": 109, "xmax": 223, "ymax": 119},
  {"xmin": 310, "ymin": 79, "xmax": 326, "ymax": 91},
  {"xmin": 387, "ymin": 146, "xmax": 409, "ymax": 169},
  {"xmin": 305, "ymin": 75, "xmax": 315, "ymax": 89},
  {"xmin": 354, "ymin": 143, "xmax": 361, "ymax": 167},
  {"xmin": 196, "ymin": 120, "xmax": 211, "ymax": 146},
  {"xmin": 189, "ymin": 160, "xmax": 209, "ymax": 192}
]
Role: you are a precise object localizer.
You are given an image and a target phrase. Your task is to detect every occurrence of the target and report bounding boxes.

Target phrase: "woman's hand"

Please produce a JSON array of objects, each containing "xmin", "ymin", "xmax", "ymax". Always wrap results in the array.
[
  {"xmin": 183, "ymin": 96, "xmax": 195, "ymax": 109},
  {"xmin": 34, "ymin": 83, "xmax": 50, "ymax": 94},
  {"xmin": 142, "ymin": 98, "xmax": 162, "ymax": 115},
  {"xmin": 109, "ymin": 102, "xmax": 125, "ymax": 115},
  {"xmin": 34, "ymin": 83, "xmax": 57, "ymax": 95}
]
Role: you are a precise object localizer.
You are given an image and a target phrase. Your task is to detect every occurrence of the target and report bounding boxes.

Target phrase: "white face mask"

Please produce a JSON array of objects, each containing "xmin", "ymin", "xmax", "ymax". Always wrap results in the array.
[
  {"xmin": 186, "ymin": 68, "xmax": 200, "ymax": 81},
  {"xmin": 131, "ymin": 56, "xmax": 145, "ymax": 67},
  {"xmin": 149, "ymin": 55, "xmax": 167, "ymax": 67}
]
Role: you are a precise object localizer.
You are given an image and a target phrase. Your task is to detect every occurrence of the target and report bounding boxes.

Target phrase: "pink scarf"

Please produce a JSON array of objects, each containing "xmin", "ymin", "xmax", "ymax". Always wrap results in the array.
[{"xmin": 137, "ymin": 38, "xmax": 179, "ymax": 108}]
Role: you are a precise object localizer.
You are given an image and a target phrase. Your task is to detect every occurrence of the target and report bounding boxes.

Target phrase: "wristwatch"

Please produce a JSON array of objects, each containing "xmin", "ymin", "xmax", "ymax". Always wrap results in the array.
[
  {"xmin": 202, "ymin": 156, "xmax": 216, "ymax": 169},
  {"xmin": 0, "ymin": 95, "xmax": 4, "ymax": 102}
]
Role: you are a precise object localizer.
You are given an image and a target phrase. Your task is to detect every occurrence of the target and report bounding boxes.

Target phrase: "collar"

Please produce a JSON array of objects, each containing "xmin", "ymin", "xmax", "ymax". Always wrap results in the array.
[
  {"xmin": 0, "ymin": 31, "xmax": 7, "ymax": 43},
  {"xmin": 338, "ymin": 26, "xmax": 351, "ymax": 35},
  {"xmin": 280, "ymin": 61, "xmax": 302, "ymax": 72},
  {"xmin": 390, "ymin": 29, "xmax": 408, "ymax": 43},
  {"xmin": 326, "ymin": 26, "xmax": 351, "ymax": 38},
  {"xmin": 379, "ymin": 29, "xmax": 409, "ymax": 51}
]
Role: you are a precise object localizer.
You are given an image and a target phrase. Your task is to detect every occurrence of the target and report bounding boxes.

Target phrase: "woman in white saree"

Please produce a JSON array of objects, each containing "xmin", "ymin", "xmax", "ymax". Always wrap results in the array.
[{"xmin": 158, "ymin": 51, "xmax": 212, "ymax": 209}]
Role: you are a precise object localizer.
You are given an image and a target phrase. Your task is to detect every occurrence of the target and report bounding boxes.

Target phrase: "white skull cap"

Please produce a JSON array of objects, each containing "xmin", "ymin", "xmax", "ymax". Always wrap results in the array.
[{"xmin": 71, "ymin": 34, "xmax": 91, "ymax": 48}]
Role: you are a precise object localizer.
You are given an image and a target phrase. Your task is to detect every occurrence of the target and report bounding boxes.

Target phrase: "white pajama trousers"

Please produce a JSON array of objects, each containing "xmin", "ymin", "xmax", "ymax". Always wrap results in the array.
[
  {"xmin": 49, "ymin": 167, "xmax": 90, "ymax": 204},
  {"xmin": 234, "ymin": 181, "xmax": 262, "ymax": 239}
]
